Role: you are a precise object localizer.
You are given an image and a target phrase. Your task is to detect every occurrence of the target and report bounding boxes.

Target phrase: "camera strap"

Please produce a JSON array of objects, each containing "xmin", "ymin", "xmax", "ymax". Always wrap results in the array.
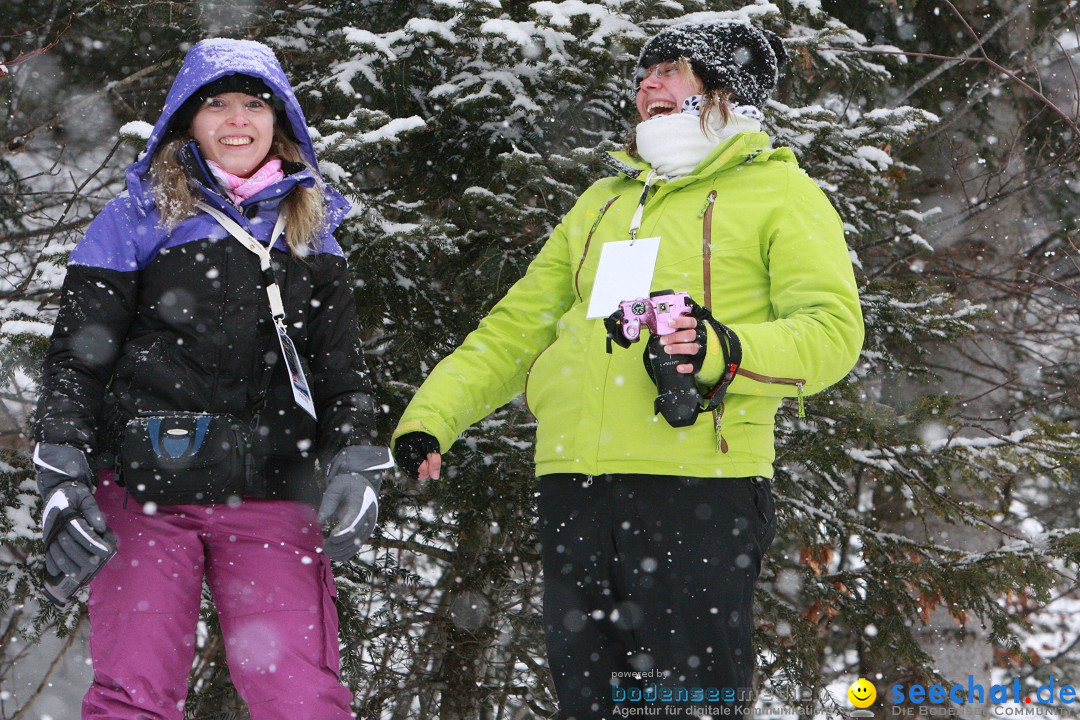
[
  {"xmin": 701, "ymin": 320, "xmax": 742, "ymax": 410},
  {"xmin": 688, "ymin": 302, "xmax": 742, "ymax": 414},
  {"xmin": 196, "ymin": 202, "xmax": 317, "ymax": 420}
]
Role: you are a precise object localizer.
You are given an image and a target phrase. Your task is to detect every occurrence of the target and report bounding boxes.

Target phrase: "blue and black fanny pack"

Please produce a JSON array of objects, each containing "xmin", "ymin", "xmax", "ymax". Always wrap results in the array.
[{"xmin": 119, "ymin": 412, "xmax": 249, "ymax": 504}]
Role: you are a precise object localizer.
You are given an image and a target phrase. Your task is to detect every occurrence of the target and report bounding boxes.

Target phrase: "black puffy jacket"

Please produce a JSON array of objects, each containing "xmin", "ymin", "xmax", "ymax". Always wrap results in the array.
[{"xmin": 36, "ymin": 144, "xmax": 376, "ymax": 504}]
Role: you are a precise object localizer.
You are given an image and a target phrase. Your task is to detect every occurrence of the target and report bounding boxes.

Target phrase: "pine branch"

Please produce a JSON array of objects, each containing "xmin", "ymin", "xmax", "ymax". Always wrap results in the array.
[{"xmin": 379, "ymin": 537, "xmax": 455, "ymax": 562}]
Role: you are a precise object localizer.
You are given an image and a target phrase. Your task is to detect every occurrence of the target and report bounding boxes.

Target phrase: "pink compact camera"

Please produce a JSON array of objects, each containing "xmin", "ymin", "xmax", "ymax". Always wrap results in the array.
[
  {"xmin": 604, "ymin": 289, "xmax": 700, "ymax": 427},
  {"xmin": 615, "ymin": 290, "xmax": 693, "ymax": 343}
]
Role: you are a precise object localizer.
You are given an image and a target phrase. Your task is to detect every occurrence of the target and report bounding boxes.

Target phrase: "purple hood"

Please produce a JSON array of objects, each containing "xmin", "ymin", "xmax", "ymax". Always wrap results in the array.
[{"xmin": 126, "ymin": 38, "xmax": 349, "ymax": 230}]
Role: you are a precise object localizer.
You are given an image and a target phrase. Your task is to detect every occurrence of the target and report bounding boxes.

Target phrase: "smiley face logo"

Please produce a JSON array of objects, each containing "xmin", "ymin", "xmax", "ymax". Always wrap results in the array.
[{"xmin": 848, "ymin": 678, "xmax": 877, "ymax": 708}]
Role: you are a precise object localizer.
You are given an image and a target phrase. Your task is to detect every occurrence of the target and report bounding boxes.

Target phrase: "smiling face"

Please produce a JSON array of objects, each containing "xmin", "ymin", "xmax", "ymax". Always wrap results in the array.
[
  {"xmin": 190, "ymin": 91, "xmax": 275, "ymax": 178},
  {"xmin": 635, "ymin": 59, "xmax": 703, "ymax": 122},
  {"xmin": 848, "ymin": 678, "xmax": 877, "ymax": 709}
]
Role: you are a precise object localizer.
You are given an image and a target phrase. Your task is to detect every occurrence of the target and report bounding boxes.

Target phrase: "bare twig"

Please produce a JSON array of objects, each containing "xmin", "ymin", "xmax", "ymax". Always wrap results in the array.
[
  {"xmin": 820, "ymin": 29, "xmax": 1080, "ymax": 135},
  {"xmin": 5, "ymin": 138, "xmax": 123, "ymax": 299},
  {"xmin": 0, "ymin": 8, "xmax": 75, "ymax": 78},
  {"xmin": 893, "ymin": 1, "xmax": 1034, "ymax": 107},
  {"xmin": 943, "ymin": 0, "xmax": 1079, "ymax": 134},
  {"xmin": 5, "ymin": 60, "xmax": 174, "ymax": 155}
]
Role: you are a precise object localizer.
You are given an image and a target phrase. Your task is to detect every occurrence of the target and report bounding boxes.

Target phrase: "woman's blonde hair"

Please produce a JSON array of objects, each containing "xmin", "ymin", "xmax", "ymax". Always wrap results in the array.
[
  {"xmin": 150, "ymin": 123, "xmax": 325, "ymax": 256},
  {"xmin": 626, "ymin": 58, "xmax": 734, "ymax": 158}
]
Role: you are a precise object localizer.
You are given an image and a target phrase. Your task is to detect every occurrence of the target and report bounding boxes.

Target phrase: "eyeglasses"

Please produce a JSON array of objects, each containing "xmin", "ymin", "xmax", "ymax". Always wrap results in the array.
[{"xmin": 638, "ymin": 62, "xmax": 680, "ymax": 86}]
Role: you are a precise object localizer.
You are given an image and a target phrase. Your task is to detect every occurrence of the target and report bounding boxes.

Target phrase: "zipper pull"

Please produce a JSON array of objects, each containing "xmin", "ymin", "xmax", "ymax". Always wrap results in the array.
[
  {"xmin": 698, "ymin": 193, "xmax": 717, "ymax": 218},
  {"xmin": 713, "ymin": 403, "xmax": 726, "ymax": 452},
  {"xmin": 796, "ymin": 382, "xmax": 806, "ymax": 418}
]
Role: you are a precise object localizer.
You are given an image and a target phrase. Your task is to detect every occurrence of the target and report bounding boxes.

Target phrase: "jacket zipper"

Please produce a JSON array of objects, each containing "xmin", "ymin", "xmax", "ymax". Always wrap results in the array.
[
  {"xmin": 702, "ymin": 190, "xmax": 717, "ymax": 308},
  {"xmin": 209, "ymin": 228, "xmax": 231, "ymax": 406},
  {"xmin": 702, "ymin": 191, "xmax": 728, "ymax": 452},
  {"xmin": 209, "ymin": 208, "xmax": 253, "ymax": 406},
  {"xmin": 574, "ymin": 196, "xmax": 620, "ymax": 301},
  {"xmin": 736, "ymin": 368, "xmax": 807, "ymax": 418}
]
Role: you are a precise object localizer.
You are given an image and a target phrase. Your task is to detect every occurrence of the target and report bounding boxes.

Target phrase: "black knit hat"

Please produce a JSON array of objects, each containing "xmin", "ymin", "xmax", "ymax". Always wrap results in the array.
[
  {"xmin": 170, "ymin": 73, "xmax": 284, "ymax": 135},
  {"xmin": 636, "ymin": 22, "xmax": 788, "ymax": 107}
]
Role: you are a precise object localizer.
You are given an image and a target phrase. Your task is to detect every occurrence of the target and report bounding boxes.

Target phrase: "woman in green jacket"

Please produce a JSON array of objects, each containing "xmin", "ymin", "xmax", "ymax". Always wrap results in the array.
[{"xmin": 395, "ymin": 22, "xmax": 863, "ymax": 719}]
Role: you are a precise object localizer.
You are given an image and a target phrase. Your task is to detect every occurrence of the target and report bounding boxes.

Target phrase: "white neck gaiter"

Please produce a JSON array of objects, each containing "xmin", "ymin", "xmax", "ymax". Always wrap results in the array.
[{"xmin": 636, "ymin": 98, "xmax": 763, "ymax": 178}]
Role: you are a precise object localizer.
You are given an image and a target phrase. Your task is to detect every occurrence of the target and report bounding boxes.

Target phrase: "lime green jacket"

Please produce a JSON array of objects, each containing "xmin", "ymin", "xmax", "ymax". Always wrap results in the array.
[{"xmin": 393, "ymin": 132, "xmax": 863, "ymax": 479}]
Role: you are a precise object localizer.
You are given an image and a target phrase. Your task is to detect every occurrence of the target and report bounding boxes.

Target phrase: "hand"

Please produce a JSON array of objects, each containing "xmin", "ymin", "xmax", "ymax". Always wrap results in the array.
[
  {"xmin": 394, "ymin": 432, "xmax": 441, "ymax": 481},
  {"xmin": 660, "ymin": 315, "xmax": 705, "ymax": 374},
  {"xmin": 34, "ymin": 443, "xmax": 116, "ymax": 605},
  {"xmin": 318, "ymin": 474, "xmax": 379, "ymax": 561},
  {"xmin": 417, "ymin": 453, "xmax": 442, "ymax": 482},
  {"xmin": 40, "ymin": 481, "xmax": 113, "ymax": 583},
  {"xmin": 317, "ymin": 446, "xmax": 392, "ymax": 562}
]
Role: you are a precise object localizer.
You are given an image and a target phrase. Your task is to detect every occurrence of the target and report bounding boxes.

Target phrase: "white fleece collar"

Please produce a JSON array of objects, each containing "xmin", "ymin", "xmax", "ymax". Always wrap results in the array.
[{"xmin": 636, "ymin": 97, "xmax": 763, "ymax": 178}]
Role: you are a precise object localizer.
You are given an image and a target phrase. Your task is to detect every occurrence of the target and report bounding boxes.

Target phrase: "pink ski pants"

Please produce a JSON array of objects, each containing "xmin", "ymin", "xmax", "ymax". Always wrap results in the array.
[{"xmin": 82, "ymin": 472, "xmax": 354, "ymax": 719}]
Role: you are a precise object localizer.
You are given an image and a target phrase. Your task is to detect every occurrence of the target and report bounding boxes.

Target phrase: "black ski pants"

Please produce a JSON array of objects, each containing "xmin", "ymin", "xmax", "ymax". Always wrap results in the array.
[{"xmin": 537, "ymin": 474, "xmax": 776, "ymax": 720}]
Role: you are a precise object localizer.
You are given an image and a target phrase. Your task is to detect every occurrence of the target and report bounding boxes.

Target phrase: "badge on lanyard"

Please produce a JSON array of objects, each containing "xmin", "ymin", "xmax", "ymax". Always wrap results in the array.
[
  {"xmin": 275, "ymin": 320, "xmax": 318, "ymax": 420},
  {"xmin": 586, "ymin": 169, "xmax": 664, "ymax": 319},
  {"xmin": 586, "ymin": 236, "xmax": 661, "ymax": 319},
  {"xmin": 196, "ymin": 202, "xmax": 318, "ymax": 420}
]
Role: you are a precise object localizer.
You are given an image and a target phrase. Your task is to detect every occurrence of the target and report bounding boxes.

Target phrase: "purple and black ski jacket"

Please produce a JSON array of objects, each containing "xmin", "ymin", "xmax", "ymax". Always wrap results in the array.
[{"xmin": 35, "ymin": 39, "xmax": 376, "ymax": 504}]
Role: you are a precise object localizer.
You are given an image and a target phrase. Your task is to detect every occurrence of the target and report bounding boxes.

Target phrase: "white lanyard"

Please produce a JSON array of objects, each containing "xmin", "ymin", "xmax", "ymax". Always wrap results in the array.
[
  {"xmin": 197, "ymin": 202, "xmax": 287, "ymax": 324},
  {"xmin": 195, "ymin": 202, "xmax": 317, "ymax": 420},
  {"xmin": 629, "ymin": 169, "xmax": 664, "ymax": 242}
]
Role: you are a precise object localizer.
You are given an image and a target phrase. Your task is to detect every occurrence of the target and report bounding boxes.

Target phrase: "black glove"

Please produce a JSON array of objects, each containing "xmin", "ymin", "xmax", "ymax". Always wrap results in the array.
[
  {"xmin": 639, "ymin": 297, "xmax": 742, "ymax": 427},
  {"xmin": 317, "ymin": 445, "xmax": 393, "ymax": 562},
  {"xmin": 393, "ymin": 432, "xmax": 440, "ymax": 481},
  {"xmin": 641, "ymin": 322, "xmax": 708, "ymax": 383},
  {"xmin": 34, "ymin": 443, "xmax": 116, "ymax": 606},
  {"xmin": 641, "ymin": 334, "xmax": 702, "ymax": 427}
]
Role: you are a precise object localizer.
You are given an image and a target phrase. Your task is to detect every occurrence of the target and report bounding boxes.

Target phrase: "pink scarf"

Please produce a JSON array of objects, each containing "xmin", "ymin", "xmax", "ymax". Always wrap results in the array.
[{"xmin": 207, "ymin": 157, "xmax": 284, "ymax": 205}]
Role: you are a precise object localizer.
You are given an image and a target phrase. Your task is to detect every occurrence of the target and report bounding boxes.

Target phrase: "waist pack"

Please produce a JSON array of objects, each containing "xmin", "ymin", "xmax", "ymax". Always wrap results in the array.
[{"xmin": 119, "ymin": 413, "xmax": 249, "ymax": 505}]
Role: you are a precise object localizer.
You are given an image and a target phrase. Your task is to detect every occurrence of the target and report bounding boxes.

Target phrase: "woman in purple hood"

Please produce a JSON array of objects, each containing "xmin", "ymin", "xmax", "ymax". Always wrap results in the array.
[{"xmin": 33, "ymin": 39, "xmax": 390, "ymax": 719}]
